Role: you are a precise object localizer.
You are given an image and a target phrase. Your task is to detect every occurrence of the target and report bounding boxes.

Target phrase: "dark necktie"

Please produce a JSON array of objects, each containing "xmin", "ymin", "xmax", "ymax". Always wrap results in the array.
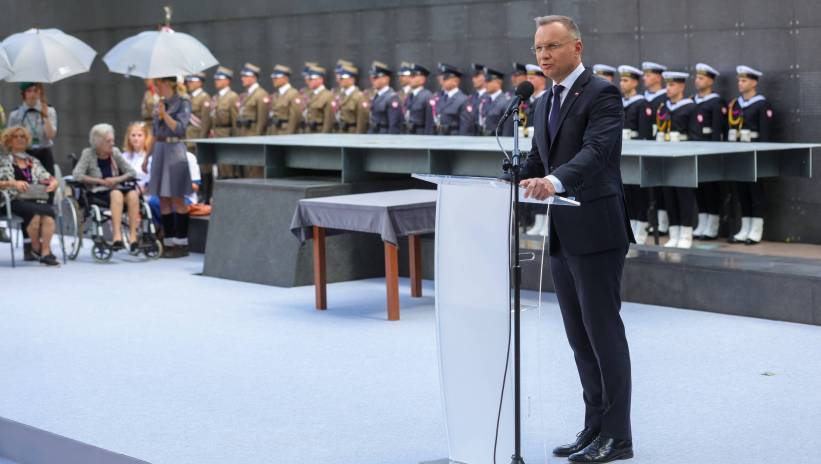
[{"xmin": 548, "ymin": 84, "xmax": 564, "ymax": 140}]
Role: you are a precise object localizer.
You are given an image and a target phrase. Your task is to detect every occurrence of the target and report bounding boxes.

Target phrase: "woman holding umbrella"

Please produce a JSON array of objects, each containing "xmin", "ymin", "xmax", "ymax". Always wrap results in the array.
[{"xmin": 143, "ymin": 77, "xmax": 192, "ymax": 258}]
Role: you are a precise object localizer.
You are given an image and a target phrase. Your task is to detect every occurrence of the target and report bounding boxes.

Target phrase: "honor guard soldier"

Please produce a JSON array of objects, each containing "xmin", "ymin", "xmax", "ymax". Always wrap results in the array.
[
  {"xmin": 430, "ymin": 63, "xmax": 475, "ymax": 136},
  {"xmin": 478, "ymin": 67, "xmax": 513, "ymax": 137},
  {"xmin": 511, "ymin": 62, "xmax": 528, "ymax": 90},
  {"xmin": 267, "ymin": 65, "xmax": 303, "ymax": 135},
  {"xmin": 657, "ymin": 71, "xmax": 698, "ymax": 248},
  {"xmin": 299, "ymin": 62, "xmax": 319, "ymax": 100},
  {"xmin": 332, "ymin": 62, "xmax": 369, "ymax": 134},
  {"xmin": 397, "ymin": 62, "xmax": 413, "ymax": 103},
  {"xmin": 333, "ymin": 59, "xmax": 355, "ymax": 97},
  {"xmin": 183, "ymin": 72, "xmax": 212, "ymax": 201},
  {"xmin": 302, "ymin": 63, "xmax": 335, "ymax": 134},
  {"xmin": 367, "ymin": 61, "xmax": 403, "ymax": 134},
  {"xmin": 727, "ymin": 65, "xmax": 772, "ymax": 245},
  {"xmin": 470, "ymin": 63, "xmax": 487, "ymax": 130},
  {"xmin": 618, "ymin": 65, "xmax": 652, "ymax": 244},
  {"xmin": 209, "ymin": 66, "xmax": 240, "ymax": 178},
  {"xmin": 236, "ymin": 63, "xmax": 269, "ymax": 177},
  {"xmin": 592, "ymin": 64, "xmax": 617, "ymax": 83},
  {"xmin": 141, "ymin": 79, "xmax": 157, "ymax": 124},
  {"xmin": 184, "ymin": 73, "xmax": 212, "ymax": 152},
  {"xmin": 403, "ymin": 63, "xmax": 434, "ymax": 134},
  {"xmin": 642, "ymin": 61, "xmax": 670, "ymax": 235},
  {"xmin": 691, "ymin": 63, "xmax": 727, "ymax": 241}
]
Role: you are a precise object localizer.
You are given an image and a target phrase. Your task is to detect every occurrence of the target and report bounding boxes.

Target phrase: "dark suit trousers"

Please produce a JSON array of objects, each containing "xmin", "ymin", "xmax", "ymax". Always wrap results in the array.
[
  {"xmin": 662, "ymin": 187, "xmax": 697, "ymax": 227},
  {"xmin": 550, "ymin": 237, "xmax": 632, "ymax": 440}
]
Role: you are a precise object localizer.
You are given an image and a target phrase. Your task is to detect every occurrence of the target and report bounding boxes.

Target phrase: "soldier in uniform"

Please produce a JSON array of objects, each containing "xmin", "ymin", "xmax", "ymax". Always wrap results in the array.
[
  {"xmin": 302, "ymin": 63, "xmax": 335, "ymax": 134},
  {"xmin": 332, "ymin": 62, "xmax": 369, "ymax": 134},
  {"xmin": 141, "ymin": 79, "xmax": 157, "ymax": 124},
  {"xmin": 727, "ymin": 65, "xmax": 773, "ymax": 245},
  {"xmin": 592, "ymin": 64, "xmax": 617, "ymax": 83},
  {"xmin": 690, "ymin": 63, "xmax": 726, "ymax": 241},
  {"xmin": 236, "ymin": 63, "xmax": 269, "ymax": 177},
  {"xmin": 478, "ymin": 67, "xmax": 513, "ymax": 137},
  {"xmin": 658, "ymin": 71, "xmax": 698, "ymax": 248},
  {"xmin": 470, "ymin": 63, "xmax": 487, "ymax": 132},
  {"xmin": 367, "ymin": 61, "xmax": 403, "ymax": 134},
  {"xmin": 402, "ymin": 63, "xmax": 433, "ymax": 135},
  {"xmin": 209, "ymin": 67, "xmax": 240, "ymax": 178},
  {"xmin": 430, "ymin": 63, "xmax": 475, "ymax": 136},
  {"xmin": 396, "ymin": 62, "xmax": 413, "ymax": 104},
  {"xmin": 510, "ymin": 62, "xmax": 528, "ymax": 91},
  {"xmin": 183, "ymin": 72, "xmax": 213, "ymax": 201},
  {"xmin": 619, "ymin": 65, "xmax": 652, "ymax": 244},
  {"xmin": 642, "ymin": 61, "xmax": 670, "ymax": 236},
  {"xmin": 267, "ymin": 65, "xmax": 303, "ymax": 135}
]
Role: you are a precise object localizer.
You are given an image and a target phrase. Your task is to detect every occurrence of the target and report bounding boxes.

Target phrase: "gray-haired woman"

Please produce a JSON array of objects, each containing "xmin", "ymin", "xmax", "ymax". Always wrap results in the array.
[
  {"xmin": 142, "ymin": 77, "xmax": 192, "ymax": 258},
  {"xmin": 73, "ymin": 123, "xmax": 140, "ymax": 251}
]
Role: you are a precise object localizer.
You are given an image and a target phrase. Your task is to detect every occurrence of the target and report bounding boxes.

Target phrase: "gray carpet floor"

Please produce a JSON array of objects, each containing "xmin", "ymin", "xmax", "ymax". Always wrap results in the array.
[{"xmin": 1, "ymin": 247, "xmax": 819, "ymax": 463}]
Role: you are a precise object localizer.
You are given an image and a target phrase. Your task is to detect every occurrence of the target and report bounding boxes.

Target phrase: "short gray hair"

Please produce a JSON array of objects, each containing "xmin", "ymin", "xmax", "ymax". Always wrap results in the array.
[
  {"xmin": 534, "ymin": 15, "xmax": 582, "ymax": 40},
  {"xmin": 89, "ymin": 123, "xmax": 115, "ymax": 147}
]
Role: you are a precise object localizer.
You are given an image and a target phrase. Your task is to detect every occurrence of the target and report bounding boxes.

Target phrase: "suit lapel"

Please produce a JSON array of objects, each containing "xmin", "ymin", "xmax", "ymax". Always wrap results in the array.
[{"xmin": 553, "ymin": 69, "xmax": 591, "ymax": 140}]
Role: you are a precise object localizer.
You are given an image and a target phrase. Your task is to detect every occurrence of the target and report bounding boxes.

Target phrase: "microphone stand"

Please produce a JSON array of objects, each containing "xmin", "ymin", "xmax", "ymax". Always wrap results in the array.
[{"xmin": 509, "ymin": 108, "xmax": 525, "ymax": 464}]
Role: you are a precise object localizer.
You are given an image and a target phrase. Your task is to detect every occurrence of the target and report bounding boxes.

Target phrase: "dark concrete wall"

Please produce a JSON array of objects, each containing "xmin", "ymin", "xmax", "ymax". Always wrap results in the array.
[{"xmin": 1, "ymin": 0, "xmax": 820, "ymax": 241}]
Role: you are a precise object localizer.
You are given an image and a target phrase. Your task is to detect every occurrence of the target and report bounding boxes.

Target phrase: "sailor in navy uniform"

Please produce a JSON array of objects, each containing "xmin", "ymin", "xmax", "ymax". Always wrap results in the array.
[
  {"xmin": 691, "ymin": 63, "xmax": 727, "ymax": 241},
  {"xmin": 657, "ymin": 71, "xmax": 698, "ymax": 248},
  {"xmin": 403, "ymin": 63, "xmax": 434, "ymax": 135},
  {"xmin": 429, "ymin": 63, "xmax": 475, "ymax": 135},
  {"xmin": 593, "ymin": 64, "xmax": 617, "ymax": 83},
  {"xmin": 619, "ymin": 65, "xmax": 652, "ymax": 245},
  {"xmin": 642, "ymin": 61, "xmax": 670, "ymax": 236},
  {"xmin": 727, "ymin": 65, "xmax": 773, "ymax": 244},
  {"xmin": 367, "ymin": 61, "xmax": 403, "ymax": 134},
  {"xmin": 478, "ymin": 67, "xmax": 513, "ymax": 136}
]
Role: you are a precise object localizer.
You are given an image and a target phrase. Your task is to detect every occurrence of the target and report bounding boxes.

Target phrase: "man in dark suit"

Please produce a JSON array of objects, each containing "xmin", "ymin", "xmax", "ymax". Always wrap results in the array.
[{"xmin": 519, "ymin": 15, "xmax": 635, "ymax": 463}]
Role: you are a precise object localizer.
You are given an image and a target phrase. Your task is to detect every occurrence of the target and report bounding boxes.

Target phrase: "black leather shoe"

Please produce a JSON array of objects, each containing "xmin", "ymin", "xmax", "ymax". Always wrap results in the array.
[
  {"xmin": 569, "ymin": 435, "xmax": 633, "ymax": 462},
  {"xmin": 552, "ymin": 427, "xmax": 599, "ymax": 457}
]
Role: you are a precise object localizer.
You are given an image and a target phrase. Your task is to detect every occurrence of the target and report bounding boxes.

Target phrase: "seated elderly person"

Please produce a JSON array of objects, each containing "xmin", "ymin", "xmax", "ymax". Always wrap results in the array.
[
  {"xmin": 0, "ymin": 126, "xmax": 59, "ymax": 266},
  {"xmin": 72, "ymin": 123, "xmax": 140, "ymax": 251}
]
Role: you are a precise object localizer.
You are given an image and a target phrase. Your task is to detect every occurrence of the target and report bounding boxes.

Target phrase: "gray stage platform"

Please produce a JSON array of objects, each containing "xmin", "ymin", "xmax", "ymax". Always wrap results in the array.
[{"xmin": 194, "ymin": 134, "xmax": 817, "ymax": 187}]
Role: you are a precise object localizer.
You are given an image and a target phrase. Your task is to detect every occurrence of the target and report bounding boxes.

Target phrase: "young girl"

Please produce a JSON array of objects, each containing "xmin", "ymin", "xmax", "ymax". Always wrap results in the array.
[
  {"xmin": 122, "ymin": 121, "xmax": 153, "ymax": 193},
  {"xmin": 142, "ymin": 77, "xmax": 192, "ymax": 258}
]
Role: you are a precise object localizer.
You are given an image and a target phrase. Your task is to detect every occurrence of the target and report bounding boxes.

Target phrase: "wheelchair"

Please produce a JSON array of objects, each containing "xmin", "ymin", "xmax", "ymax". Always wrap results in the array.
[{"xmin": 60, "ymin": 177, "xmax": 163, "ymax": 263}]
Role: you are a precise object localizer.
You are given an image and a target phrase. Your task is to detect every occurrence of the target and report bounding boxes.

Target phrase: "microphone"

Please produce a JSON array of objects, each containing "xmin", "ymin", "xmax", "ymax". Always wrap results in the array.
[{"xmin": 498, "ymin": 81, "xmax": 535, "ymax": 128}]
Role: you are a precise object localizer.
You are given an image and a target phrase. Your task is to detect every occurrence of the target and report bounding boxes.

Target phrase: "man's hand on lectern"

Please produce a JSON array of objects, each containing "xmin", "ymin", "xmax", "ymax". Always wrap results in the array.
[{"xmin": 520, "ymin": 177, "xmax": 556, "ymax": 201}]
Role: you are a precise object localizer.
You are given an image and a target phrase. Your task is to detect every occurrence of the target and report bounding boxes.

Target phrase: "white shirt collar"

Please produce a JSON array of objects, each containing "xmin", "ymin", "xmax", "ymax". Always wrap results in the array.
[
  {"xmin": 644, "ymin": 87, "xmax": 667, "ymax": 101},
  {"xmin": 666, "ymin": 97, "xmax": 694, "ymax": 111},
  {"xmin": 622, "ymin": 94, "xmax": 645, "ymax": 107},
  {"xmin": 247, "ymin": 83, "xmax": 259, "ymax": 94},
  {"xmin": 552, "ymin": 62, "xmax": 586, "ymax": 104},
  {"xmin": 446, "ymin": 88, "xmax": 460, "ymax": 98},
  {"xmin": 737, "ymin": 94, "xmax": 766, "ymax": 108},
  {"xmin": 191, "ymin": 88, "xmax": 203, "ymax": 97},
  {"xmin": 476, "ymin": 88, "xmax": 486, "ymax": 96},
  {"xmin": 531, "ymin": 89, "xmax": 547, "ymax": 101},
  {"xmin": 278, "ymin": 83, "xmax": 292, "ymax": 95},
  {"xmin": 403, "ymin": 85, "xmax": 411, "ymax": 94},
  {"xmin": 219, "ymin": 87, "xmax": 230, "ymax": 97},
  {"xmin": 411, "ymin": 86, "xmax": 424, "ymax": 96},
  {"xmin": 344, "ymin": 85, "xmax": 357, "ymax": 96},
  {"xmin": 377, "ymin": 86, "xmax": 390, "ymax": 97},
  {"xmin": 694, "ymin": 92, "xmax": 719, "ymax": 104},
  {"xmin": 489, "ymin": 89, "xmax": 503, "ymax": 101},
  {"xmin": 313, "ymin": 85, "xmax": 326, "ymax": 95}
]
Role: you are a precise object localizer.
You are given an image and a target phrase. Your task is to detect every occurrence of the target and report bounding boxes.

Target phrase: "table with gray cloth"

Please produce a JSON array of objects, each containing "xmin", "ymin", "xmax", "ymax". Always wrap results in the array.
[{"xmin": 290, "ymin": 189, "xmax": 436, "ymax": 320}]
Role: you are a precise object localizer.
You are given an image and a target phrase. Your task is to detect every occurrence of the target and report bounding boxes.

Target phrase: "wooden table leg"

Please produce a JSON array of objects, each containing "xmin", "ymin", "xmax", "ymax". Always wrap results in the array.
[
  {"xmin": 409, "ymin": 234, "xmax": 422, "ymax": 298},
  {"xmin": 384, "ymin": 242, "xmax": 400, "ymax": 321},
  {"xmin": 313, "ymin": 226, "xmax": 327, "ymax": 310}
]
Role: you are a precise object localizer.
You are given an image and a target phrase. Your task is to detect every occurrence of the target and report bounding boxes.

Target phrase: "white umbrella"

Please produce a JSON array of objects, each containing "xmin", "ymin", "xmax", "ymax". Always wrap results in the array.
[
  {"xmin": 103, "ymin": 27, "xmax": 218, "ymax": 79},
  {"xmin": 0, "ymin": 46, "xmax": 11, "ymax": 80},
  {"xmin": 1, "ymin": 28, "xmax": 96, "ymax": 83}
]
